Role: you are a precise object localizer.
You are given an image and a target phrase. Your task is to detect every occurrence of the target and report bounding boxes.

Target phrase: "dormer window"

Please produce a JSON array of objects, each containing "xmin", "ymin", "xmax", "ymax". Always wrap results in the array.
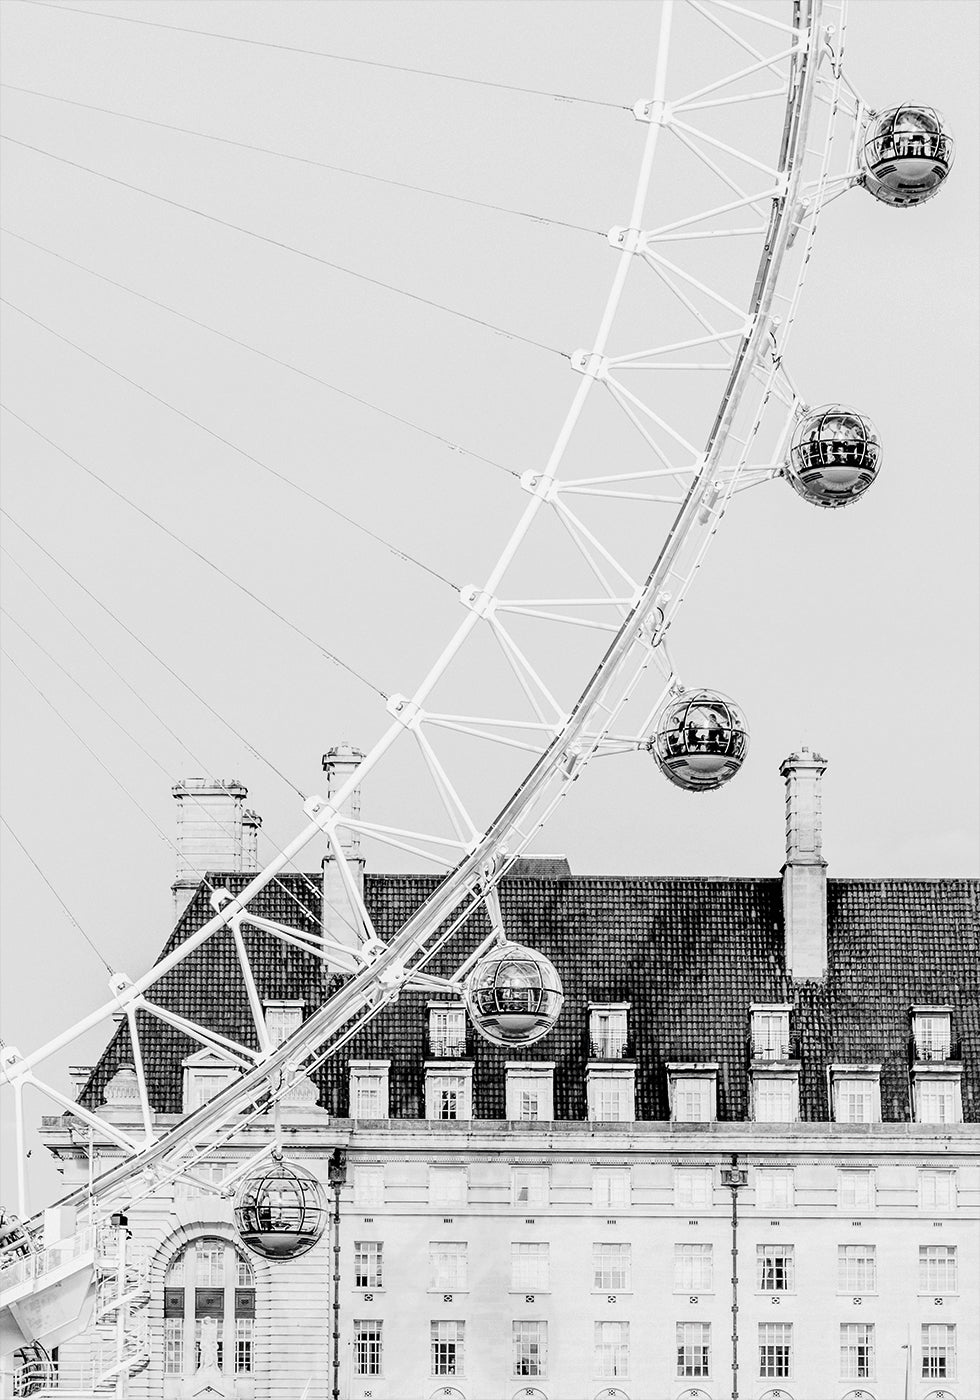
[
  {"xmin": 425, "ymin": 1065, "xmax": 473, "ymax": 1121},
  {"xmin": 589, "ymin": 1004, "xmax": 630, "ymax": 1059},
  {"xmin": 667, "ymin": 1065, "xmax": 717, "ymax": 1123},
  {"xmin": 912, "ymin": 1007, "xmax": 953, "ymax": 1062},
  {"xmin": 264, "ymin": 1001, "xmax": 303, "ymax": 1047},
  {"xmin": 750, "ymin": 1005, "xmax": 792, "ymax": 1061},
  {"xmin": 429, "ymin": 1003, "xmax": 467, "ymax": 1059},
  {"xmin": 182, "ymin": 1050, "xmax": 240, "ymax": 1114},
  {"xmin": 349, "ymin": 1061, "xmax": 389, "ymax": 1119},
  {"xmin": 505, "ymin": 1063, "xmax": 555, "ymax": 1122},
  {"xmin": 830, "ymin": 1066, "xmax": 882, "ymax": 1124}
]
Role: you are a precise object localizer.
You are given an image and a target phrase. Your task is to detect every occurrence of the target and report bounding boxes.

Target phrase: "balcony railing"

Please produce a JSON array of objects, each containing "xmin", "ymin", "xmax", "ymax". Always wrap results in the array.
[
  {"xmin": 588, "ymin": 1033, "xmax": 632, "ymax": 1060},
  {"xmin": 748, "ymin": 1033, "xmax": 800, "ymax": 1063},
  {"xmin": 428, "ymin": 1034, "xmax": 468, "ymax": 1059},
  {"xmin": 0, "ymin": 1227, "xmax": 96, "ymax": 1295},
  {"xmin": 910, "ymin": 1035, "xmax": 961, "ymax": 1064}
]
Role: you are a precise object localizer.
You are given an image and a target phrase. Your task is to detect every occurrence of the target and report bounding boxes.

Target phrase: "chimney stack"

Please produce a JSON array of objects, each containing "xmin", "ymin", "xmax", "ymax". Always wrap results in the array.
[
  {"xmin": 322, "ymin": 743, "xmax": 365, "ymax": 951},
  {"xmin": 243, "ymin": 808, "xmax": 262, "ymax": 869},
  {"xmin": 779, "ymin": 748, "xmax": 828, "ymax": 979},
  {"xmin": 171, "ymin": 778, "xmax": 255, "ymax": 918}
]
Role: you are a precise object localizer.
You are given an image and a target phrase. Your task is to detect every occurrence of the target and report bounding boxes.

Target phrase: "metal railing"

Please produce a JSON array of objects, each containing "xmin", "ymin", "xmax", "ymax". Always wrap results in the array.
[
  {"xmin": 589, "ymin": 1032, "xmax": 632, "ymax": 1060},
  {"xmin": 1, "ymin": 1227, "xmax": 95, "ymax": 1294}
]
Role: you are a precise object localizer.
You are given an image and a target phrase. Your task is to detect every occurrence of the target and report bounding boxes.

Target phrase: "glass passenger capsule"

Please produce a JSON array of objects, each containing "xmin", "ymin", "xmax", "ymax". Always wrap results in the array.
[
  {"xmin": 464, "ymin": 941, "xmax": 564, "ymax": 1047},
  {"xmin": 785, "ymin": 405, "xmax": 881, "ymax": 508},
  {"xmin": 861, "ymin": 105, "xmax": 954, "ymax": 207},
  {"xmin": 650, "ymin": 689, "xmax": 748, "ymax": 792},
  {"xmin": 234, "ymin": 1158, "xmax": 326, "ymax": 1260}
]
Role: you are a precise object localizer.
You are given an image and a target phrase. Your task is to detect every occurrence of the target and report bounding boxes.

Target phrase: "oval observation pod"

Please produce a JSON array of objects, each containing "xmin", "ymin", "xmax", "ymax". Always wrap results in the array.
[
  {"xmin": 464, "ymin": 940, "xmax": 564, "ymax": 1047},
  {"xmin": 650, "ymin": 689, "xmax": 748, "ymax": 792},
  {"xmin": 234, "ymin": 1158, "xmax": 326, "ymax": 1260},
  {"xmin": 785, "ymin": 405, "xmax": 881, "ymax": 508},
  {"xmin": 861, "ymin": 105, "xmax": 954, "ymax": 207}
]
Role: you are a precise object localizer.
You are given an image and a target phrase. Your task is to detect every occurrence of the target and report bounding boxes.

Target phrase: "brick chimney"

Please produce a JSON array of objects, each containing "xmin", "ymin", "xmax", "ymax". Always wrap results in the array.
[
  {"xmin": 243, "ymin": 808, "xmax": 262, "ymax": 869},
  {"xmin": 171, "ymin": 778, "xmax": 254, "ymax": 918},
  {"xmin": 322, "ymin": 743, "xmax": 365, "ymax": 951},
  {"xmin": 780, "ymin": 748, "xmax": 828, "ymax": 979}
]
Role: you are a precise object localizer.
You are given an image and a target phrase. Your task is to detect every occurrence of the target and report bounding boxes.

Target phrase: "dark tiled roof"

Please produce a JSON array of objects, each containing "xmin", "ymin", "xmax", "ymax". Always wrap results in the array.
[{"xmin": 78, "ymin": 873, "xmax": 980, "ymax": 1124}]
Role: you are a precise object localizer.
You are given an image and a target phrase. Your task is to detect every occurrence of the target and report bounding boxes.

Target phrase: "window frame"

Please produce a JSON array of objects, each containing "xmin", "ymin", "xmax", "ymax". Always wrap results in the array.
[
  {"xmin": 667, "ymin": 1064, "xmax": 718, "ymax": 1124},
  {"xmin": 424, "ymin": 1063, "xmax": 474, "ymax": 1122},
  {"xmin": 674, "ymin": 1167, "xmax": 713, "ymax": 1210},
  {"xmin": 594, "ymin": 1319, "xmax": 630, "ymax": 1379},
  {"xmin": 840, "ymin": 1321, "xmax": 875, "ymax": 1381},
  {"xmin": 430, "ymin": 1319, "xmax": 465, "ymax": 1377},
  {"xmin": 512, "ymin": 1319, "xmax": 548, "ymax": 1378},
  {"xmin": 586, "ymin": 1064, "xmax": 636, "ymax": 1123},
  {"xmin": 354, "ymin": 1319, "xmax": 383, "ymax": 1377},
  {"xmin": 674, "ymin": 1243, "xmax": 714, "ymax": 1293},
  {"xmin": 837, "ymin": 1243, "xmax": 876, "ymax": 1295},
  {"xmin": 592, "ymin": 1167, "xmax": 631, "ymax": 1211},
  {"xmin": 429, "ymin": 1241, "xmax": 468, "ymax": 1293},
  {"xmin": 348, "ymin": 1060, "xmax": 390, "ymax": 1120},
  {"xmin": 592, "ymin": 1241, "xmax": 631, "ymax": 1292},
  {"xmin": 588, "ymin": 1003, "xmax": 630, "ymax": 1060},
  {"xmin": 511, "ymin": 1166, "xmax": 549, "ymax": 1209},
  {"xmin": 751, "ymin": 1070, "xmax": 800, "ymax": 1123},
  {"xmin": 921, "ymin": 1322, "xmax": 956, "ymax": 1380},
  {"xmin": 504, "ymin": 1062, "xmax": 555, "ymax": 1122},
  {"xmin": 749, "ymin": 1004, "xmax": 792, "ymax": 1060},
  {"xmin": 754, "ymin": 1168, "xmax": 794, "ymax": 1210},
  {"xmin": 919, "ymin": 1244, "xmax": 957, "ymax": 1295},
  {"xmin": 353, "ymin": 1240, "xmax": 383, "ymax": 1290},
  {"xmin": 352, "ymin": 1164, "xmax": 385, "ymax": 1210},
  {"xmin": 756, "ymin": 1243, "xmax": 795, "ymax": 1293},
  {"xmin": 511, "ymin": 1241, "xmax": 550, "ymax": 1293},
  {"xmin": 676, "ymin": 1320, "xmax": 711, "ymax": 1379},
  {"xmin": 758, "ymin": 1321, "xmax": 793, "ymax": 1380},
  {"xmin": 919, "ymin": 1168, "xmax": 957, "ymax": 1212},
  {"xmin": 837, "ymin": 1169, "xmax": 875, "ymax": 1212},
  {"xmin": 429, "ymin": 1166, "xmax": 468, "ymax": 1210},
  {"xmin": 161, "ymin": 1236, "xmax": 256, "ymax": 1379}
]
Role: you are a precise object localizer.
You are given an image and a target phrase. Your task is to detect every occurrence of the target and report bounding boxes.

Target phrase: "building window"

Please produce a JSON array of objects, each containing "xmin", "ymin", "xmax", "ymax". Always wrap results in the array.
[
  {"xmin": 752, "ymin": 1073, "xmax": 798, "ymax": 1123},
  {"xmin": 429, "ymin": 1167, "xmax": 467, "ymax": 1209},
  {"xmin": 668, "ymin": 1068, "xmax": 717, "ymax": 1123},
  {"xmin": 755, "ymin": 1169, "xmax": 793, "ymax": 1210},
  {"xmin": 511, "ymin": 1242, "xmax": 549, "ymax": 1292},
  {"xmin": 512, "ymin": 1167, "xmax": 549, "ymax": 1208},
  {"xmin": 595, "ymin": 1320, "xmax": 630, "ymax": 1378},
  {"xmin": 161, "ymin": 1237, "xmax": 255, "ymax": 1378},
  {"xmin": 513, "ymin": 1320, "xmax": 547, "ymax": 1377},
  {"xmin": 263, "ymin": 1001, "xmax": 303, "ymax": 1047},
  {"xmin": 430, "ymin": 1320, "xmax": 464, "ymax": 1376},
  {"xmin": 840, "ymin": 1322, "xmax": 875, "ymax": 1379},
  {"xmin": 593, "ymin": 1242, "xmax": 631, "ymax": 1291},
  {"xmin": 912, "ymin": 1009, "xmax": 952, "ymax": 1061},
  {"xmin": 759, "ymin": 1322, "xmax": 792, "ymax": 1378},
  {"xmin": 354, "ymin": 1241, "xmax": 383, "ymax": 1289},
  {"xmin": 505, "ymin": 1064, "xmax": 555, "ymax": 1122},
  {"xmin": 919, "ymin": 1245, "xmax": 957, "ymax": 1294},
  {"xmin": 354, "ymin": 1321, "xmax": 382, "ymax": 1377},
  {"xmin": 589, "ymin": 1005, "xmax": 629, "ymax": 1059},
  {"xmin": 352, "ymin": 1165, "xmax": 384, "ymax": 1209},
  {"xmin": 914, "ymin": 1075, "xmax": 962, "ymax": 1124},
  {"xmin": 838, "ymin": 1170, "xmax": 874, "ymax": 1211},
  {"xmin": 349, "ymin": 1062, "xmax": 389, "ymax": 1119},
  {"xmin": 676, "ymin": 1321, "xmax": 711, "ymax": 1378},
  {"xmin": 430, "ymin": 1242, "xmax": 467, "ymax": 1291},
  {"xmin": 675, "ymin": 1243, "xmax": 713, "ymax": 1292},
  {"xmin": 592, "ymin": 1168, "xmax": 631, "ymax": 1210},
  {"xmin": 751, "ymin": 1006, "xmax": 791, "ymax": 1060},
  {"xmin": 921, "ymin": 1323, "xmax": 956, "ymax": 1379},
  {"xmin": 429, "ymin": 1004, "xmax": 466, "ymax": 1058},
  {"xmin": 757, "ymin": 1244, "xmax": 794, "ymax": 1292},
  {"xmin": 182, "ymin": 1052, "xmax": 240, "ymax": 1114},
  {"xmin": 425, "ymin": 1067, "xmax": 472, "ymax": 1121},
  {"xmin": 919, "ymin": 1169, "xmax": 957, "ymax": 1210},
  {"xmin": 832, "ymin": 1074, "xmax": 879, "ymax": 1124},
  {"xmin": 838, "ymin": 1245, "xmax": 876, "ymax": 1294},
  {"xmin": 586, "ymin": 1066, "xmax": 635, "ymax": 1122},
  {"xmin": 674, "ymin": 1168, "xmax": 712, "ymax": 1209}
]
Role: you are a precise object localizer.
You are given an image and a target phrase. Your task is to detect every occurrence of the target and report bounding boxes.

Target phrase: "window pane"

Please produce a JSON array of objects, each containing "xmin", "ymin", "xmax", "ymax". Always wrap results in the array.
[
  {"xmin": 676, "ymin": 1321, "xmax": 711, "ymax": 1377},
  {"xmin": 194, "ymin": 1317, "xmax": 224, "ymax": 1371},
  {"xmin": 759, "ymin": 1323, "xmax": 792, "ymax": 1378},
  {"xmin": 354, "ymin": 1321, "xmax": 383, "ymax": 1376},
  {"xmin": 840, "ymin": 1323, "xmax": 874, "ymax": 1379},
  {"xmin": 511, "ymin": 1242, "xmax": 549, "ymax": 1292},
  {"xmin": 674, "ymin": 1169, "xmax": 712, "ymax": 1208},
  {"xmin": 757, "ymin": 1245, "xmax": 794, "ymax": 1292},
  {"xmin": 593, "ymin": 1243, "xmax": 630, "ymax": 1291},
  {"xmin": 919, "ymin": 1245, "xmax": 957, "ymax": 1293},
  {"xmin": 590, "ymin": 1009, "xmax": 628, "ymax": 1058},
  {"xmin": 354, "ymin": 1241, "xmax": 383, "ymax": 1289},
  {"xmin": 674, "ymin": 1078, "xmax": 710, "ymax": 1122},
  {"xmin": 512, "ymin": 1321, "xmax": 546, "ymax": 1377},
  {"xmin": 752, "ymin": 1010, "xmax": 790, "ymax": 1059},
  {"xmin": 595, "ymin": 1321, "xmax": 630, "ymax": 1378},
  {"xmin": 838, "ymin": 1245, "xmax": 876, "ymax": 1293},
  {"xmin": 838, "ymin": 1171, "xmax": 874, "ymax": 1209},
  {"xmin": 353, "ymin": 1166, "xmax": 385, "ymax": 1209},
  {"xmin": 919, "ymin": 1170, "xmax": 956, "ymax": 1210},
  {"xmin": 593, "ymin": 1169, "xmax": 630, "ymax": 1210},
  {"xmin": 512, "ymin": 1168, "xmax": 548, "ymax": 1208},
  {"xmin": 195, "ymin": 1240, "xmax": 225, "ymax": 1288},
  {"xmin": 430, "ymin": 1320, "xmax": 464, "ymax": 1376},
  {"xmin": 430, "ymin": 1168, "xmax": 467, "ymax": 1209},
  {"xmin": 164, "ymin": 1317, "xmax": 184, "ymax": 1375},
  {"xmin": 235, "ymin": 1317, "xmax": 254, "ymax": 1375},
  {"xmin": 921, "ymin": 1324, "xmax": 955, "ymax": 1379},
  {"xmin": 918, "ymin": 1081, "xmax": 958, "ymax": 1124},
  {"xmin": 430, "ymin": 1242, "xmax": 467, "ymax": 1291},
  {"xmin": 674, "ymin": 1244, "xmax": 713, "ymax": 1292},
  {"xmin": 755, "ymin": 1170, "xmax": 793, "ymax": 1208},
  {"xmin": 837, "ymin": 1079, "xmax": 875, "ymax": 1123}
]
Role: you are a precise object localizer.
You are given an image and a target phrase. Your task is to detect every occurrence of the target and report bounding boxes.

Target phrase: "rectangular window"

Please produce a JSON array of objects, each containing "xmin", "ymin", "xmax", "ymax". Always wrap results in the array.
[
  {"xmin": 429, "ymin": 1167, "xmax": 467, "ymax": 1209},
  {"xmin": 505, "ymin": 1067, "xmax": 554, "ymax": 1122},
  {"xmin": 759, "ymin": 1322, "xmax": 792, "ymax": 1378},
  {"xmin": 921, "ymin": 1323, "xmax": 956, "ymax": 1379},
  {"xmin": 675, "ymin": 1244, "xmax": 713, "ymax": 1293},
  {"xmin": 430, "ymin": 1320, "xmax": 464, "ymax": 1376},
  {"xmin": 520, "ymin": 1089, "xmax": 541, "ymax": 1120},
  {"xmin": 164, "ymin": 1317, "xmax": 184, "ymax": 1375},
  {"xmin": 754, "ymin": 1076, "xmax": 796, "ymax": 1123},
  {"xmin": 430, "ymin": 1242, "xmax": 467, "ymax": 1292},
  {"xmin": 755, "ymin": 1169, "xmax": 793, "ymax": 1210},
  {"xmin": 838, "ymin": 1170, "xmax": 874, "ymax": 1210},
  {"xmin": 914, "ymin": 1012, "xmax": 951, "ymax": 1061},
  {"xmin": 511, "ymin": 1242, "xmax": 549, "ymax": 1293},
  {"xmin": 187, "ymin": 1069, "xmax": 238, "ymax": 1112},
  {"xmin": 595, "ymin": 1320, "xmax": 630, "ymax": 1378},
  {"xmin": 593, "ymin": 1168, "xmax": 631, "ymax": 1210},
  {"xmin": 354, "ymin": 1321, "xmax": 383, "ymax": 1377},
  {"xmin": 917, "ymin": 1079, "xmax": 959, "ymax": 1124},
  {"xmin": 751, "ymin": 1009, "xmax": 790, "ymax": 1060},
  {"xmin": 513, "ymin": 1320, "xmax": 547, "ymax": 1377},
  {"xmin": 593, "ymin": 1242, "xmax": 631, "ymax": 1291},
  {"xmin": 840, "ymin": 1323, "xmax": 874, "ymax": 1380},
  {"xmin": 919, "ymin": 1169, "xmax": 957, "ymax": 1211},
  {"xmin": 352, "ymin": 1073, "xmax": 386, "ymax": 1119},
  {"xmin": 673, "ymin": 1077, "xmax": 712, "ymax": 1122},
  {"xmin": 674, "ymin": 1168, "xmax": 712, "ymax": 1209},
  {"xmin": 590, "ymin": 1007, "xmax": 628, "ymax": 1059},
  {"xmin": 677, "ymin": 1321, "xmax": 711, "ymax": 1378},
  {"xmin": 920, "ymin": 1245, "xmax": 957, "ymax": 1294},
  {"xmin": 838, "ymin": 1244, "xmax": 876, "ymax": 1294},
  {"xmin": 234, "ymin": 1317, "xmax": 253, "ymax": 1375},
  {"xmin": 354, "ymin": 1241, "xmax": 383, "ymax": 1289},
  {"xmin": 591, "ymin": 1081, "xmax": 629, "ymax": 1121},
  {"xmin": 428, "ymin": 1073, "xmax": 467, "ymax": 1121},
  {"xmin": 352, "ymin": 1165, "xmax": 384, "ymax": 1210},
  {"xmin": 195, "ymin": 1240, "xmax": 224, "ymax": 1288},
  {"xmin": 757, "ymin": 1245, "xmax": 794, "ymax": 1292},
  {"xmin": 264, "ymin": 1002, "xmax": 302, "ymax": 1047},
  {"xmin": 429, "ymin": 1006, "xmax": 466, "ymax": 1058},
  {"xmin": 512, "ymin": 1167, "xmax": 549, "ymax": 1208},
  {"xmin": 837, "ymin": 1079, "xmax": 876, "ymax": 1123}
]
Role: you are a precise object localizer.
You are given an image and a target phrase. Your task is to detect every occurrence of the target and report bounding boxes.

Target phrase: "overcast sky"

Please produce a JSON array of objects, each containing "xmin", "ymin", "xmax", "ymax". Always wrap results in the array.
[{"xmin": 1, "ymin": 0, "xmax": 977, "ymax": 1212}]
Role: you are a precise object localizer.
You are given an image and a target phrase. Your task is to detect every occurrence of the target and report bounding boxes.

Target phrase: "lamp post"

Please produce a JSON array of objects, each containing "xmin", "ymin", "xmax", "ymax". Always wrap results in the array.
[{"xmin": 328, "ymin": 1149, "xmax": 348, "ymax": 1400}]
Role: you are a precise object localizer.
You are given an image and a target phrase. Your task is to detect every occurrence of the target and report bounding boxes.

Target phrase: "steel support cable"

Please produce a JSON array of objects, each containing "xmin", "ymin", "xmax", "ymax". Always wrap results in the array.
[
  {"xmin": 0, "ymin": 405, "xmax": 390, "ymax": 700},
  {"xmin": 0, "ymin": 815, "xmax": 114, "ymax": 975},
  {"xmin": 0, "ymin": 231, "xmax": 520, "ymax": 483},
  {"xmin": 0, "ymin": 87, "xmax": 605, "ymax": 239},
  {"xmin": 0, "ymin": 514, "xmax": 305, "ymax": 799},
  {"xmin": 0, "ymin": 605, "xmax": 334, "ymax": 935},
  {"xmin": 0, "ymin": 138, "xmax": 569, "ymax": 361},
  {"xmin": 2, "ymin": 299, "xmax": 458, "ymax": 591},
  {"xmin": 17, "ymin": 0, "xmax": 631, "ymax": 112}
]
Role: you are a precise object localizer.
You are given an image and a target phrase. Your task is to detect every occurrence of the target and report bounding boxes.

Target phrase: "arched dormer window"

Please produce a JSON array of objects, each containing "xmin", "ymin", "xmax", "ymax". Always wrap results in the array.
[{"xmin": 163, "ymin": 1236, "xmax": 255, "ymax": 1383}]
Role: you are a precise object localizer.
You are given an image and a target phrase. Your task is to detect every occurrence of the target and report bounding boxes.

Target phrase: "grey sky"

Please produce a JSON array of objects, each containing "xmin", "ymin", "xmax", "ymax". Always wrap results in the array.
[{"xmin": 1, "ymin": 0, "xmax": 977, "ymax": 1211}]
